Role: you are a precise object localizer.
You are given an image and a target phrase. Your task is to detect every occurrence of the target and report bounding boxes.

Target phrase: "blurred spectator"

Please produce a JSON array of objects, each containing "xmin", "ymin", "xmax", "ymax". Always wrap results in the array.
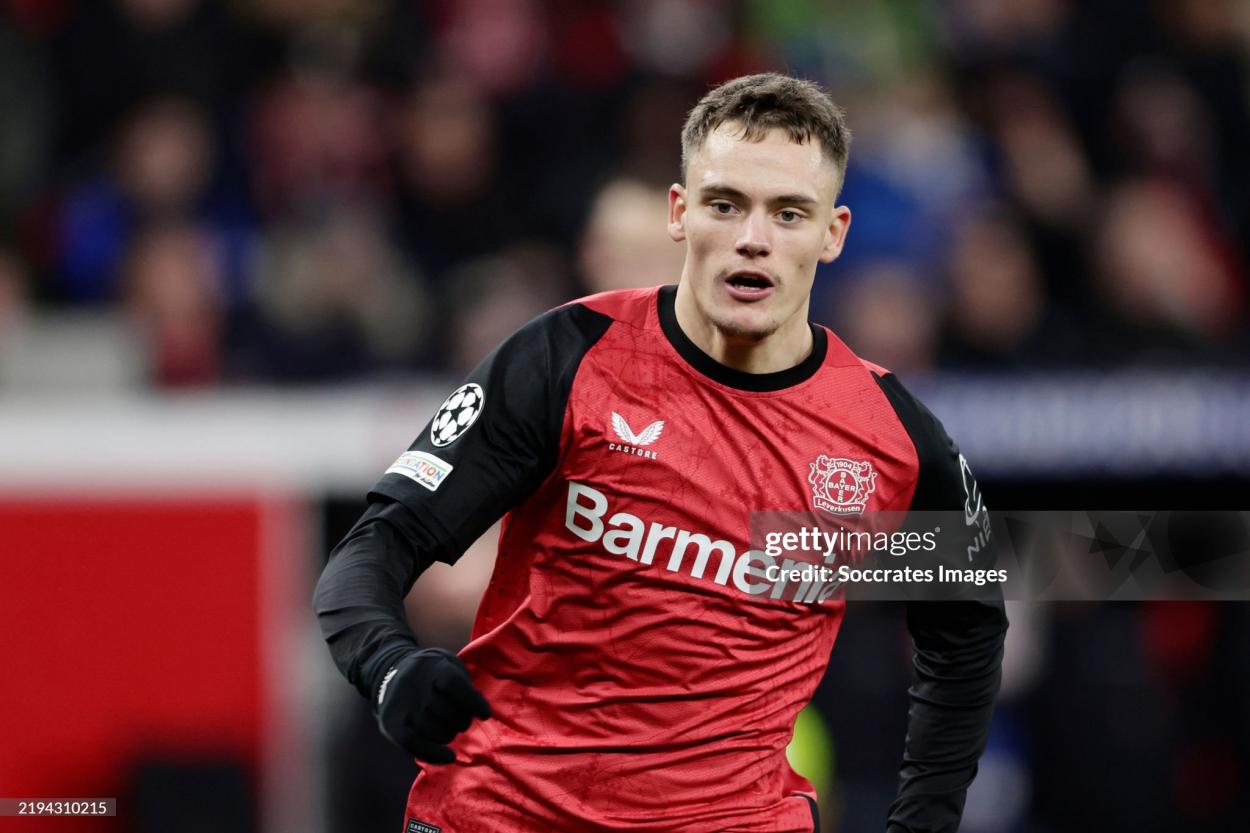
[
  {"xmin": 239, "ymin": 207, "xmax": 431, "ymax": 382},
  {"xmin": 116, "ymin": 96, "xmax": 212, "ymax": 214},
  {"xmin": 431, "ymin": 0, "xmax": 549, "ymax": 95},
  {"xmin": 0, "ymin": 248, "xmax": 32, "ymax": 349},
  {"xmin": 49, "ymin": 0, "xmax": 252, "ymax": 164},
  {"xmin": 977, "ymin": 71, "xmax": 1096, "ymax": 311},
  {"xmin": 939, "ymin": 0, "xmax": 1070, "ymax": 56},
  {"xmin": 249, "ymin": 68, "xmax": 389, "ymax": 219},
  {"xmin": 827, "ymin": 261, "xmax": 938, "ymax": 375},
  {"xmin": 617, "ymin": 80, "xmax": 697, "ymax": 185},
  {"xmin": 0, "ymin": 17, "xmax": 52, "ymax": 231},
  {"xmin": 390, "ymin": 73, "xmax": 510, "ymax": 276},
  {"xmin": 617, "ymin": 0, "xmax": 734, "ymax": 80},
  {"xmin": 1155, "ymin": 0, "xmax": 1250, "ymax": 253},
  {"xmin": 1111, "ymin": 61, "xmax": 1218, "ymax": 186},
  {"xmin": 122, "ymin": 221, "xmax": 223, "ymax": 387},
  {"xmin": 938, "ymin": 212, "xmax": 1075, "ymax": 368},
  {"xmin": 396, "ymin": 76, "xmax": 494, "ymax": 206},
  {"xmin": 1109, "ymin": 56, "xmax": 1250, "ymax": 285},
  {"xmin": 53, "ymin": 95, "xmax": 253, "ymax": 304},
  {"xmin": 1158, "ymin": 0, "xmax": 1247, "ymax": 51},
  {"xmin": 548, "ymin": 0, "xmax": 631, "ymax": 92},
  {"xmin": 118, "ymin": 0, "xmax": 197, "ymax": 29},
  {"xmin": 1094, "ymin": 179, "xmax": 1245, "ymax": 362},
  {"xmin": 444, "ymin": 244, "xmax": 570, "ymax": 375},
  {"xmin": 248, "ymin": 0, "xmax": 388, "ymax": 29},
  {"xmin": 578, "ymin": 177, "xmax": 683, "ymax": 293},
  {"xmin": 827, "ymin": 75, "xmax": 990, "ymax": 305},
  {"xmin": 989, "ymin": 73, "xmax": 1095, "ymax": 234}
]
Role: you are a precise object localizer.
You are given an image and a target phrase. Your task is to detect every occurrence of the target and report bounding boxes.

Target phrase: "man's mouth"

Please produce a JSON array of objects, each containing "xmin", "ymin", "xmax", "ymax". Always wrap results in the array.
[{"xmin": 724, "ymin": 270, "xmax": 776, "ymax": 301}]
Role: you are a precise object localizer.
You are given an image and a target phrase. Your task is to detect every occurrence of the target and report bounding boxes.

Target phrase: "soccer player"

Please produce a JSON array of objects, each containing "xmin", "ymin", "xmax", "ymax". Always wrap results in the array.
[{"xmin": 314, "ymin": 73, "xmax": 1007, "ymax": 833}]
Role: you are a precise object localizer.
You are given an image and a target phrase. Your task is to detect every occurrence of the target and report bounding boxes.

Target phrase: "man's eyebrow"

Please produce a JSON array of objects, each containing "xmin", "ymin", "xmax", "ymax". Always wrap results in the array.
[{"xmin": 697, "ymin": 184, "xmax": 820, "ymax": 207}]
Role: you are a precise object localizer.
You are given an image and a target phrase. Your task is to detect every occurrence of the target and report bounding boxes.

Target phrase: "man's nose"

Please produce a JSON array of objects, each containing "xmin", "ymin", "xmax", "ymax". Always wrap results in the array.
[{"xmin": 736, "ymin": 211, "xmax": 772, "ymax": 257}]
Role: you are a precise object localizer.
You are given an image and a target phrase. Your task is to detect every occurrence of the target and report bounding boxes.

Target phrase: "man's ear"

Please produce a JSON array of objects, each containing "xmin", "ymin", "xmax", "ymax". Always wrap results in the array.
[
  {"xmin": 819, "ymin": 205, "xmax": 852, "ymax": 264},
  {"xmin": 668, "ymin": 183, "xmax": 687, "ymax": 243}
]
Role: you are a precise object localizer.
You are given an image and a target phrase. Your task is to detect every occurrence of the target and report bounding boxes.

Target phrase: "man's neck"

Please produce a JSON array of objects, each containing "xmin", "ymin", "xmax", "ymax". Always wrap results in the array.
[{"xmin": 673, "ymin": 283, "xmax": 814, "ymax": 375}]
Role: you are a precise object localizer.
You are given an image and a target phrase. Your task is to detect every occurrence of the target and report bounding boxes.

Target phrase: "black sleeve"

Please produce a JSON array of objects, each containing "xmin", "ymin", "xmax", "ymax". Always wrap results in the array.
[
  {"xmin": 312, "ymin": 500, "xmax": 434, "ymax": 700},
  {"xmin": 874, "ymin": 372, "xmax": 1009, "ymax": 833},
  {"xmin": 313, "ymin": 303, "xmax": 613, "ymax": 702}
]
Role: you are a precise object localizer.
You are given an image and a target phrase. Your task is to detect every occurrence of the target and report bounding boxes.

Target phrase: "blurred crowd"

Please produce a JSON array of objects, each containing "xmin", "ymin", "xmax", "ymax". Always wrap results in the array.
[{"xmin": 1, "ymin": 0, "xmax": 1249, "ymax": 387}]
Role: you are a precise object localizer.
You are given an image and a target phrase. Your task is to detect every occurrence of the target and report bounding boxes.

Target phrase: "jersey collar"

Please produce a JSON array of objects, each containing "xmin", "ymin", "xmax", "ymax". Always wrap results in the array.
[{"xmin": 657, "ymin": 285, "xmax": 827, "ymax": 392}]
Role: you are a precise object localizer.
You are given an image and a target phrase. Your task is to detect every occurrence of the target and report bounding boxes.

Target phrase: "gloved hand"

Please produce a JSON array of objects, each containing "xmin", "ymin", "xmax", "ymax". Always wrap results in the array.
[{"xmin": 374, "ymin": 648, "xmax": 492, "ymax": 763}]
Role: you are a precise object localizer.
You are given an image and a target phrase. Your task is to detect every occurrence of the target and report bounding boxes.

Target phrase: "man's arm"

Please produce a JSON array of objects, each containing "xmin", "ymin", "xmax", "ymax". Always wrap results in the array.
[
  {"xmin": 874, "ymin": 371, "xmax": 1008, "ymax": 833},
  {"xmin": 313, "ymin": 500, "xmax": 435, "ymax": 702},
  {"xmin": 312, "ymin": 302, "xmax": 613, "ymax": 760}
]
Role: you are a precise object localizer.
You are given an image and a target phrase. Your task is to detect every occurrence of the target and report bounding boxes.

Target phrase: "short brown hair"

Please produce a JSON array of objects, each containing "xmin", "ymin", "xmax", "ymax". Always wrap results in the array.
[{"xmin": 680, "ymin": 73, "xmax": 851, "ymax": 184}]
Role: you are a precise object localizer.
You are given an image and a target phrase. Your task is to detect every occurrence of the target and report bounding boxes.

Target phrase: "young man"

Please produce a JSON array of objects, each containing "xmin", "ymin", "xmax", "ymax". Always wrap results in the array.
[{"xmin": 315, "ymin": 74, "xmax": 1007, "ymax": 833}]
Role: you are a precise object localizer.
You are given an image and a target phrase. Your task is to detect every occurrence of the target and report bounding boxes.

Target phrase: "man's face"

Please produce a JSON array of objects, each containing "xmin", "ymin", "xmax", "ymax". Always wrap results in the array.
[{"xmin": 669, "ymin": 124, "xmax": 851, "ymax": 343}]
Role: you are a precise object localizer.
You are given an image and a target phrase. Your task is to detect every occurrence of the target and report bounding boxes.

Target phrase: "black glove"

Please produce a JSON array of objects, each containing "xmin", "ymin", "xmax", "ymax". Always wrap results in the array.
[{"xmin": 374, "ymin": 648, "xmax": 492, "ymax": 763}]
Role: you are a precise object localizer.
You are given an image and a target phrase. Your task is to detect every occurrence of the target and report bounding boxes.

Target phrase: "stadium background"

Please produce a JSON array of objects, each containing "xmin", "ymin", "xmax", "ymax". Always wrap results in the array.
[{"xmin": 1, "ymin": 1, "xmax": 1248, "ymax": 831}]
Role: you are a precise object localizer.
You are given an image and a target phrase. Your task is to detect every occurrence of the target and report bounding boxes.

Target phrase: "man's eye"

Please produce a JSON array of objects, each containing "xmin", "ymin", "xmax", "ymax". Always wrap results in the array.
[
  {"xmin": 778, "ymin": 210, "xmax": 801, "ymax": 222},
  {"xmin": 712, "ymin": 202, "xmax": 735, "ymax": 215}
]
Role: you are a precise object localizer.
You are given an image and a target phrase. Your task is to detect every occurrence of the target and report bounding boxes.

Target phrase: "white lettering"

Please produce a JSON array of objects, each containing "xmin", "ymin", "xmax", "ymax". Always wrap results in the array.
[
  {"xmin": 566, "ymin": 482, "xmax": 607, "ymax": 541},
  {"xmin": 734, "ymin": 550, "xmax": 775, "ymax": 595},
  {"xmin": 565, "ymin": 482, "xmax": 836, "ymax": 605},
  {"xmin": 668, "ymin": 530, "xmax": 736, "ymax": 584},
  {"xmin": 603, "ymin": 512, "xmax": 646, "ymax": 560},
  {"xmin": 639, "ymin": 522, "xmax": 677, "ymax": 565}
]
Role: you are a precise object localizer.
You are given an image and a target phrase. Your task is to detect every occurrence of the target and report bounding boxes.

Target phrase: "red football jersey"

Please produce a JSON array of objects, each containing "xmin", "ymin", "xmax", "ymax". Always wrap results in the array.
[{"xmin": 361, "ymin": 286, "xmax": 1002, "ymax": 832}]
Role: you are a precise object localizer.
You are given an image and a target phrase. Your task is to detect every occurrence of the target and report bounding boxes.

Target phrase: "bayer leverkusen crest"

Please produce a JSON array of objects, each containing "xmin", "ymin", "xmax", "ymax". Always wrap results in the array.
[{"xmin": 808, "ymin": 455, "xmax": 878, "ymax": 516}]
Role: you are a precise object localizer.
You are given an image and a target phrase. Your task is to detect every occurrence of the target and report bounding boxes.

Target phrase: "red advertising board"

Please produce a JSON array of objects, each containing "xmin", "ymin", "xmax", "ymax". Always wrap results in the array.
[{"xmin": 0, "ymin": 496, "xmax": 306, "ymax": 832}]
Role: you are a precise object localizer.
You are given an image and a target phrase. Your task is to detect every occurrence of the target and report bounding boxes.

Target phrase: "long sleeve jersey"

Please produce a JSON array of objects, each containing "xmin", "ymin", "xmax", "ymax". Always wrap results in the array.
[{"xmin": 315, "ymin": 285, "xmax": 1007, "ymax": 833}]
